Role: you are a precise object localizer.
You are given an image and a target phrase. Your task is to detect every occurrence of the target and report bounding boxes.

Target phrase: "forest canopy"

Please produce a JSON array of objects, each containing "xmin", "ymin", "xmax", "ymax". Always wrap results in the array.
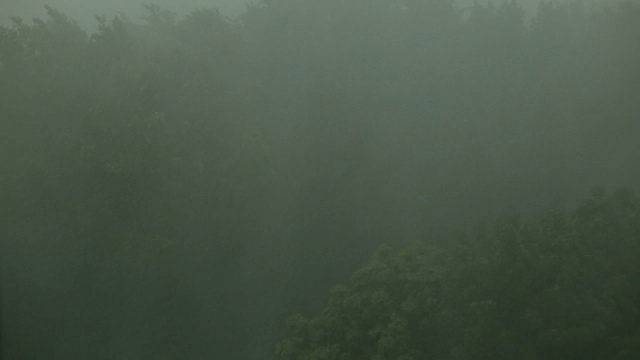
[
  {"xmin": 274, "ymin": 188, "xmax": 640, "ymax": 360},
  {"xmin": 1, "ymin": 1, "xmax": 639, "ymax": 359}
]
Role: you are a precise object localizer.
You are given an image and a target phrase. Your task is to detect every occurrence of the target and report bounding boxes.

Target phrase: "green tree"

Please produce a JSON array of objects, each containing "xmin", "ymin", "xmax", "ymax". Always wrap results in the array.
[{"xmin": 274, "ymin": 189, "xmax": 640, "ymax": 360}]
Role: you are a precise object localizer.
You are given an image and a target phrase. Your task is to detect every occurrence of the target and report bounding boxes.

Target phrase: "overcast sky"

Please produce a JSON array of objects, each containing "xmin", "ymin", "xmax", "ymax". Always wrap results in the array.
[
  {"xmin": 0, "ymin": 0, "xmax": 612, "ymax": 31},
  {"xmin": 0, "ymin": 0, "xmax": 254, "ymax": 29}
]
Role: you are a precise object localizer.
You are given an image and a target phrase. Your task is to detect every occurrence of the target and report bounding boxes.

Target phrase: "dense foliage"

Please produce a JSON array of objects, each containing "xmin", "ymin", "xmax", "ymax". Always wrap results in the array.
[
  {"xmin": 275, "ymin": 189, "xmax": 640, "ymax": 360},
  {"xmin": 1, "ymin": 1, "xmax": 639, "ymax": 358}
]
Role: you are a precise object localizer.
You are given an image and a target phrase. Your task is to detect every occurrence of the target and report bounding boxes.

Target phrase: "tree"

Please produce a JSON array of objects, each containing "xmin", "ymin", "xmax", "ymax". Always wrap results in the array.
[{"xmin": 274, "ymin": 189, "xmax": 640, "ymax": 360}]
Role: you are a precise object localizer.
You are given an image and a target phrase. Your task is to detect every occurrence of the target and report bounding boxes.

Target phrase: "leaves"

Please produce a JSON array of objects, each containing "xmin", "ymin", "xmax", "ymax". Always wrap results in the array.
[{"xmin": 275, "ymin": 189, "xmax": 640, "ymax": 359}]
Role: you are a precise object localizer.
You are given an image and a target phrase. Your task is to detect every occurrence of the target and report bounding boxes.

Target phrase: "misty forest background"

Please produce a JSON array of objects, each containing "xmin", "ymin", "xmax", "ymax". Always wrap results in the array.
[{"xmin": 1, "ymin": 0, "xmax": 639, "ymax": 359}]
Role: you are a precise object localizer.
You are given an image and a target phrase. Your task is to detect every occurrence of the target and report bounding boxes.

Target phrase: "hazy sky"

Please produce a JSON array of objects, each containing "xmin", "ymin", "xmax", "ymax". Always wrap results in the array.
[
  {"xmin": 0, "ymin": 1, "xmax": 612, "ymax": 31},
  {"xmin": 0, "ymin": 0, "xmax": 255, "ymax": 29}
]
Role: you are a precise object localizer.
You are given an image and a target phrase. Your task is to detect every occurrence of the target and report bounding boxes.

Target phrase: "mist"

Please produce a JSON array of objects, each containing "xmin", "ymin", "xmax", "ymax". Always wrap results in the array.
[
  {"xmin": 1, "ymin": 0, "xmax": 639, "ymax": 359},
  {"xmin": 1, "ymin": 0, "xmax": 252, "ymax": 29},
  {"xmin": 0, "ymin": 1, "xmax": 615, "ymax": 28}
]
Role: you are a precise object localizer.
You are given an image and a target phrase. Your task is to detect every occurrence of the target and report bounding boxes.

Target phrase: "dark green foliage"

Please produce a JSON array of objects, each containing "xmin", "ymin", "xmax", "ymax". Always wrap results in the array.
[{"xmin": 274, "ymin": 189, "xmax": 640, "ymax": 360}]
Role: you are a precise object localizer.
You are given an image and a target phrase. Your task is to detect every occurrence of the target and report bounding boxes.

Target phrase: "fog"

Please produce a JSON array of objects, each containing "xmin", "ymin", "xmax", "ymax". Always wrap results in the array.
[
  {"xmin": 1, "ymin": 0, "xmax": 639, "ymax": 359},
  {"xmin": 0, "ymin": 1, "xmax": 614, "ymax": 28},
  {"xmin": 1, "ymin": 0, "xmax": 252, "ymax": 29}
]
